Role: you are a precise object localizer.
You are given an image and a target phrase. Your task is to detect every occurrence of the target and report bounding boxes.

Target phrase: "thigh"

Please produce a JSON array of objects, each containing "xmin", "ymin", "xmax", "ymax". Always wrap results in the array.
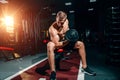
[{"xmin": 74, "ymin": 41, "xmax": 84, "ymax": 49}]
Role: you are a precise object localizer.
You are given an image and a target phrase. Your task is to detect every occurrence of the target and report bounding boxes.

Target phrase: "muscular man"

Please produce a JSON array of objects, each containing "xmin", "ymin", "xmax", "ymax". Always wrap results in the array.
[{"xmin": 47, "ymin": 11, "xmax": 96, "ymax": 80}]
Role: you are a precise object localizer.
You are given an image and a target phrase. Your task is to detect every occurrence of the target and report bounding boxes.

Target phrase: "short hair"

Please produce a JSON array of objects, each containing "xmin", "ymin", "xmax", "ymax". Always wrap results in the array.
[{"xmin": 56, "ymin": 11, "xmax": 67, "ymax": 21}]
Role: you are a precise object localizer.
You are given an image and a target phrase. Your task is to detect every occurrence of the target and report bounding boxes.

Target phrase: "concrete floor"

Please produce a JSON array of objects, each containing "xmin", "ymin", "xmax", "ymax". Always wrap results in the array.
[{"xmin": 0, "ymin": 45, "xmax": 120, "ymax": 80}]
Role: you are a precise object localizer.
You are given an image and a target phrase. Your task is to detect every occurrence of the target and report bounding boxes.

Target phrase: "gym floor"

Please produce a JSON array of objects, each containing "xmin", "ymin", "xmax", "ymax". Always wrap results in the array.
[{"xmin": 0, "ymin": 44, "xmax": 120, "ymax": 80}]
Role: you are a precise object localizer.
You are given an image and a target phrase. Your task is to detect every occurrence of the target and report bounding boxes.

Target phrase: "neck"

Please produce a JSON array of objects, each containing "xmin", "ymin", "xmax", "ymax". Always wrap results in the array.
[{"xmin": 54, "ymin": 22, "xmax": 63, "ymax": 31}]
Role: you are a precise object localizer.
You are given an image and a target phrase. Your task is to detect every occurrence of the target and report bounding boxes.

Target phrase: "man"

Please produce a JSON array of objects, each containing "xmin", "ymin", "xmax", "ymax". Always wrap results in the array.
[{"xmin": 47, "ymin": 11, "xmax": 96, "ymax": 80}]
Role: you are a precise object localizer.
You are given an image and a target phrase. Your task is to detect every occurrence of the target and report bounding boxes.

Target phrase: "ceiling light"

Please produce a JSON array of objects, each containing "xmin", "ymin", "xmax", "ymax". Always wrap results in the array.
[
  {"xmin": 69, "ymin": 10, "xmax": 75, "ymax": 13},
  {"xmin": 65, "ymin": 2, "xmax": 72, "ymax": 6},
  {"xmin": 88, "ymin": 8, "xmax": 94, "ymax": 11},
  {"xmin": 52, "ymin": 13, "xmax": 56, "ymax": 16},
  {"xmin": 90, "ymin": 0, "xmax": 96, "ymax": 2},
  {"xmin": 0, "ymin": 0, "xmax": 8, "ymax": 3}
]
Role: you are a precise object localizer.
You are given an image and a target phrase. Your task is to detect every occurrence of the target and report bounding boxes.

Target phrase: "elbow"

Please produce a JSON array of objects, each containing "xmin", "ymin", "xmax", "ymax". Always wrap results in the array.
[
  {"xmin": 55, "ymin": 42, "xmax": 62, "ymax": 47},
  {"xmin": 55, "ymin": 43, "xmax": 60, "ymax": 47}
]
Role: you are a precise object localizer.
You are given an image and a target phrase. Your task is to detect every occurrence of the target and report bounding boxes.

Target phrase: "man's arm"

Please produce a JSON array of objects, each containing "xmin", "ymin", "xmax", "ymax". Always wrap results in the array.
[
  {"xmin": 49, "ymin": 27, "xmax": 69, "ymax": 48},
  {"xmin": 63, "ymin": 19, "xmax": 69, "ymax": 33},
  {"xmin": 58, "ymin": 19, "xmax": 69, "ymax": 40}
]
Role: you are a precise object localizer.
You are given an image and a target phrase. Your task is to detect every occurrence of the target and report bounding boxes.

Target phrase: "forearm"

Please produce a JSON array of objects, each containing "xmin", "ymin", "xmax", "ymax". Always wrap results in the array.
[
  {"xmin": 62, "ymin": 40, "xmax": 69, "ymax": 46},
  {"xmin": 55, "ymin": 40, "xmax": 69, "ymax": 48}
]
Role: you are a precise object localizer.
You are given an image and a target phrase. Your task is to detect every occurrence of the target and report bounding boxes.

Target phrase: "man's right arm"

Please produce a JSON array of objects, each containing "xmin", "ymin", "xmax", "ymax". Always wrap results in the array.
[{"xmin": 49, "ymin": 27, "xmax": 69, "ymax": 48}]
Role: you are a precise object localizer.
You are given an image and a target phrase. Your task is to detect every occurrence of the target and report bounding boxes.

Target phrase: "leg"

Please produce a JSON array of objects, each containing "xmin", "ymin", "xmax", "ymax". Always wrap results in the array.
[
  {"xmin": 74, "ymin": 41, "xmax": 96, "ymax": 76},
  {"xmin": 74, "ymin": 41, "xmax": 87, "ymax": 68},
  {"xmin": 47, "ymin": 41, "xmax": 56, "ymax": 72},
  {"xmin": 47, "ymin": 41, "xmax": 56, "ymax": 80}
]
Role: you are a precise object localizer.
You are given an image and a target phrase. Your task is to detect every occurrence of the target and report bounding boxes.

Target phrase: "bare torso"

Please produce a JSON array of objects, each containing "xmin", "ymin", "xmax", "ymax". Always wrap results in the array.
[{"xmin": 49, "ymin": 19, "xmax": 69, "ymax": 47}]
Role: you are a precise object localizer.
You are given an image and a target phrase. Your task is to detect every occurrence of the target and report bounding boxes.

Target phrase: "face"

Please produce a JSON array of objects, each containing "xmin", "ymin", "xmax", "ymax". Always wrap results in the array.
[{"xmin": 56, "ymin": 17, "xmax": 66, "ymax": 27}]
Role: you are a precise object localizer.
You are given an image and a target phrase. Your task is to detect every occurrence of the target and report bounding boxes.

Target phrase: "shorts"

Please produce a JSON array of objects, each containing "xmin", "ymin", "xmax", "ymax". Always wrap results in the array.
[
  {"xmin": 54, "ymin": 41, "xmax": 77, "ymax": 53},
  {"xmin": 63, "ymin": 41, "xmax": 76, "ymax": 50}
]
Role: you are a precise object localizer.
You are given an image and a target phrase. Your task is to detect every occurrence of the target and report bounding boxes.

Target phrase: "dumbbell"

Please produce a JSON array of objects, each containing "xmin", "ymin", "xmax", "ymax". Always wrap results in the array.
[{"xmin": 65, "ymin": 29, "xmax": 79, "ymax": 42}]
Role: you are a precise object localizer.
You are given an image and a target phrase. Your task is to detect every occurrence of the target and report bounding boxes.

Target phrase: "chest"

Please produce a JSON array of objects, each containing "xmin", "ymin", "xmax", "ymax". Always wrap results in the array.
[{"xmin": 57, "ymin": 27, "xmax": 65, "ymax": 36}]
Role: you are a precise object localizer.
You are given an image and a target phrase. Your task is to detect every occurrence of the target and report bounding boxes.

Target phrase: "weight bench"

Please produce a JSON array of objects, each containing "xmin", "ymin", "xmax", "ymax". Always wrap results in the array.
[
  {"xmin": 54, "ymin": 48, "xmax": 74, "ymax": 70},
  {"xmin": 35, "ymin": 48, "xmax": 73, "ymax": 74},
  {"xmin": 0, "ymin": 46, "xmax": 15, "ymax": 61},
  {"xmin": 36, "ymin": 37, "xmax": 76, "ymax": 74}
]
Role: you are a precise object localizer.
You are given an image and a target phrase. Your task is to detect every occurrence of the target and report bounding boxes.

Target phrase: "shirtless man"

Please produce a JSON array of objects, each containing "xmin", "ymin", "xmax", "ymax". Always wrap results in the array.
[{"xmin": 47, "ymin": 11, "xmax": 96, "ymax": 80}]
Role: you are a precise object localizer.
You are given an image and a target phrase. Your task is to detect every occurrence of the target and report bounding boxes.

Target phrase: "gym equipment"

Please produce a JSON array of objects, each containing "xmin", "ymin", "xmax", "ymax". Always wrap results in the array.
[
  {"xmin": 105, "ymin": 6, "xmax": 120, "ymax": 66},
  {"xmin": 65, "ymin": 29, "xmax": 79, "ymax": 42},
  {"xmin": 35, "ymin": 48, "xmax": 67, "ymax": 74},
  {"xmin": 0, "ymin": 46, "xmax": 16, "ymax": 61},
  {"xmin": 55, "ymin": 49, "xmax": 64, "ymax": 70}
]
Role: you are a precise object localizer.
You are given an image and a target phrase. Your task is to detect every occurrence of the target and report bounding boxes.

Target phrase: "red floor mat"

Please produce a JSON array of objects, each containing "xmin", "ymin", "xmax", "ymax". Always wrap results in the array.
[{"xmin": 12, "ymin": 52, "xmax": 80, "ymax": 80}]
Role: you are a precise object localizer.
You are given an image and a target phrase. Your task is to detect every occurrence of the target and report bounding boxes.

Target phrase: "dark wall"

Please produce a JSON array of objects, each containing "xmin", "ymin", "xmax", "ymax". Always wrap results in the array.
[{"xmin": 73, "ymin": 0, "xmax": 120, "ymax": 49}]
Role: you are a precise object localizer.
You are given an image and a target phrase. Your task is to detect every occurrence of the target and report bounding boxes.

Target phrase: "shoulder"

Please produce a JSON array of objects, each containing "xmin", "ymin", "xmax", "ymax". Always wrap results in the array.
[
  {"xmin": 49, "ymin": 21, "xmax": 58, "ymax": 30},
  {"xmin": 63, "ymin": 19, "xmax": 69, "ymax": 27},
  {"xmin": 65, "ymin": 19, "xmax": 69, "ymax": 24},
  {"xmin": 64, "ymin": 19, "xmax": 69, "ymax": 26},
  {"xmin": 51, "ymin": 21, "xmax": 57, "ymax": 27},
  {"xmin": 49, "ymin": 25, "xmax": 57, "ymax": 35}
]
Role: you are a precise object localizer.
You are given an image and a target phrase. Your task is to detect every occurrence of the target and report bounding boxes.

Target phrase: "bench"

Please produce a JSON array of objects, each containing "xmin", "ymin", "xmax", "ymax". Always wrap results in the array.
[{"xmin": 0, "ymin": 46, "xmax": 15, "ymax": 61}]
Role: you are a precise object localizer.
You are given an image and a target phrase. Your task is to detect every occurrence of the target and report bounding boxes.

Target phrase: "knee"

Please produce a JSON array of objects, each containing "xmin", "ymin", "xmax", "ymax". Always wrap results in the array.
[
  {"xmin": 47, "ymin": 41, "xmax": 55, "ymax": 52},
  {"xmin": 78, "ymin": 41, "xmax": 84, "ymax": 46},
  {"xmin": 75, "ymin": 41, "xmax": 85, "ymax": 48}
]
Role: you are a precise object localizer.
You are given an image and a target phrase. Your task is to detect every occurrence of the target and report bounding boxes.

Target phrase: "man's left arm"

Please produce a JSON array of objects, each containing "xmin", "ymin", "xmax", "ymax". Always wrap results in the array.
[{"xmin": 63, "ymin": 19, "xmax": 69, "ymax": 33}]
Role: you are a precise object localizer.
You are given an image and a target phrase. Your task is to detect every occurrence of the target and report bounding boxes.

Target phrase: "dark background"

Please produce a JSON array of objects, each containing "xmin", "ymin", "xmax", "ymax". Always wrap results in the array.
[{"xmin": 0, "ymin": 0, "xmax": 120, "ymax": 66}]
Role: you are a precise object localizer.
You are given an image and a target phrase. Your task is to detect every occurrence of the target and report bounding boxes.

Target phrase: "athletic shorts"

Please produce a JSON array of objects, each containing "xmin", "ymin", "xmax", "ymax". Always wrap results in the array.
[
  {"xmin": 63, "ymin": 41, "xmax": 76, "ymax": 50},
  {"xmin": 54, "ymin": 41, "xmax": 77, "ymax": 53}
]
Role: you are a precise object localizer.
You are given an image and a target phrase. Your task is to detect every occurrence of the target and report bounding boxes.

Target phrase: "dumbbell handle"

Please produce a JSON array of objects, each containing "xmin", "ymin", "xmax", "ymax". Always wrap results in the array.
[{"xmin": 62, "ymin": 40, "xmax": 69, "ymax": 47}]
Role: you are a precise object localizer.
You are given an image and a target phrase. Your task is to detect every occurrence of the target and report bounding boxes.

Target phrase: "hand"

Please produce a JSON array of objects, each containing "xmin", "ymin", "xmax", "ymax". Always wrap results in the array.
[{"xmin": 62, "ymin": 40, "xmax": 69, "ymax": 47}]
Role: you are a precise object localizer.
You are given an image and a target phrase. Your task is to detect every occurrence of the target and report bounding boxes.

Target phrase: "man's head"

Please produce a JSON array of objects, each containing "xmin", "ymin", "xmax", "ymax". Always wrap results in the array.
[{"xmin": 56, "ymin": 11, "xmax": 67, "ymax": 27}]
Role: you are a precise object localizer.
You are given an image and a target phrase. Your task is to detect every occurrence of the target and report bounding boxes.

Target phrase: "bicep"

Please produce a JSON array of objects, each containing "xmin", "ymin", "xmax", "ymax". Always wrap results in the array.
[
  {"xmin": 63, "ymin": 19, "xmax": 69, "ymax": 32},
  {"xmin": 49, "ymin": 29, "xmax": 60, "ymax": 44}
]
